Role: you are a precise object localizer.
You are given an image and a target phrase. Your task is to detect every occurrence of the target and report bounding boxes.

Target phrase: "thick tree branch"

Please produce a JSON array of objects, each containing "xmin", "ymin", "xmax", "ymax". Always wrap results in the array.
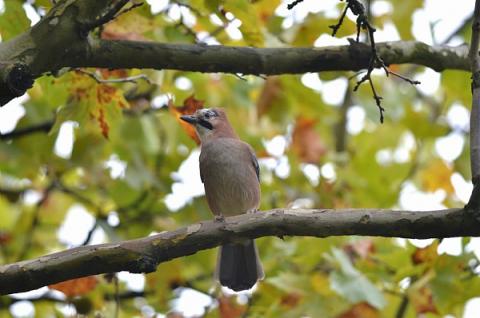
[
  {"xmin": 0, "ymin": 0, "xmax": 471, "ymax": 105},
  {"xmin": 1, "ymin": 207, "xmax": 478, "ymax": 295},
  {"xmin": 68, "ymin": 39, "xmax": 469, "ymax": 75},
  {"xmin": 467, "ymin": 0, "xmax": 480, "ymax": 210}
]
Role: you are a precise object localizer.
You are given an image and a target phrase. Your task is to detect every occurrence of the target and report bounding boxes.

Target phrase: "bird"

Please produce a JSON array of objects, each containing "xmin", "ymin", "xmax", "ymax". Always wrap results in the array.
[{"xmin": 180, "ymin": 108, "xmax": 264, "ymax": 292}]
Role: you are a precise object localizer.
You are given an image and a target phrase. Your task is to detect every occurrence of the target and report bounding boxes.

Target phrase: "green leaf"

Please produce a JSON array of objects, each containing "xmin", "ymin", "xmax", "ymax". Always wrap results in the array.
[
  {"xmin": 329, "ymin": 248, "xmax": 386, "ymax": 309},
  {"xmin": 0, "ymin": 0, "xmax": 29, "ymax": 40}
]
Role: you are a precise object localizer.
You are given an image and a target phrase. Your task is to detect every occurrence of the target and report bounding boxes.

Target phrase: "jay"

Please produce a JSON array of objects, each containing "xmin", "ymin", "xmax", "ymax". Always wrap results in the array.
[{"xmin": 180, "ymin": 108, "xmax": 264, "ymax": 292}]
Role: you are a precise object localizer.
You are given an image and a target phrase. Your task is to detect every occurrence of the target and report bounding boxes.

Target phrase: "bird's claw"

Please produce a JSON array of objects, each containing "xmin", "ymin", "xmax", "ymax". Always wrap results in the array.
[
  {"xmin": 214, "ymin": 214, "xmax": 226, "ymax": 222},
  {"xmin": 247, "ymin": 208, "xmax": 259, "ymax": 214}
]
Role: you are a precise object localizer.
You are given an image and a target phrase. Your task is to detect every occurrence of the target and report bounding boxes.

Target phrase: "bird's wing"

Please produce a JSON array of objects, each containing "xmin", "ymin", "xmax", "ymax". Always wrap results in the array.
[{"xmin": 248, "ymin": 145, "xmax": 260, "ymax": 182}]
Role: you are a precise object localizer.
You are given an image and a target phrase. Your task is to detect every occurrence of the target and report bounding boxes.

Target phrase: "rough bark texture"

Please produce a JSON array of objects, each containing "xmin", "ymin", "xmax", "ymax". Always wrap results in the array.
[
  {"xmin": 467, "ymin": 0, "xmax": 480, "ymax": 210},
  {"xmin": 0, "ymin": 0, "xmax": 471, "ymax": 105},
  {"xmin": 1, "ymin": 207, "xmax": 478, "ymax": 295}
]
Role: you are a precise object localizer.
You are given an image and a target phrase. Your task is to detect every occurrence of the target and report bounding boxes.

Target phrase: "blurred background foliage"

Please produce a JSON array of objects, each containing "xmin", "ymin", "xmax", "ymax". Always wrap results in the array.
[{"xmin": 0, "ymin": 0, "xmax": 478, "ymax": 317}]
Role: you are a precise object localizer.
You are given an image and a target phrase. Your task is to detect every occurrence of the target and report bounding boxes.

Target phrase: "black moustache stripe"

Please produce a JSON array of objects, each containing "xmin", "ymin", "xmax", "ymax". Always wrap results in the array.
[{"xmin": 198, "ymin": 119, "xmax": 213, "ymax": 130}]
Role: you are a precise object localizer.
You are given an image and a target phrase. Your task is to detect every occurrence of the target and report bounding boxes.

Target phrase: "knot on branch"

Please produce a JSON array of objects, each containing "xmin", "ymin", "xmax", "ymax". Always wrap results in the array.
[
  {"xmin": 0, "ymin": 63, "xmax": 34, "ymax": 106},
  {"xmin": 472, "ymin": 71, "xmax": 480, "ymax": 90}
]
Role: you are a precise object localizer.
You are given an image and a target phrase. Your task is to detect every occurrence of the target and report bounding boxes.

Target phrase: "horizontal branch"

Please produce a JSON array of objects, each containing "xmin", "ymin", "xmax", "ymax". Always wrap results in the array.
[
  {"xmin": 64, "ymin": 39, "xmax": 470, "ymax": 75},
  {"xmin": 1, "ymin": 207, "xmax": 478, "ymax": 295}
]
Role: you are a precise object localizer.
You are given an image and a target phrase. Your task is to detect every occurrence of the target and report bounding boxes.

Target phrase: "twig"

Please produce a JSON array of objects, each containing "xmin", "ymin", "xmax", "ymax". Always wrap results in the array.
[
  {"xmin": 395, "ymin": 294, "xmax": 409, "ymax": 318},
  {"xmin": 287, "ymin": 0, "xmax": 304, "ymax": 10},
  {"xmin": 75, "ymin": 69, "xmax": 151, "ymax": 84},
  {"xmin": 0, "ymin": 121, "xmax": 53, "ymax": 140},
  {"xmin": 329, "ymin": 0, "xmax": 420, "ymax": 122},
  {"xmin": 16, "ymin": 184, "xmax": 55, "ymax": 261},
  {"xmin": 84, "ymin": 0, "xmax": 141, "ymax": 32}
]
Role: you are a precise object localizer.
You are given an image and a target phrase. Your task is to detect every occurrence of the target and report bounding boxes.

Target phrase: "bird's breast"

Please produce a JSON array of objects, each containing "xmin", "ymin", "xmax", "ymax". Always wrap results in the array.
[{"xmin": 200, "ymin": 139, "xmax": 260, "ymax": 216}]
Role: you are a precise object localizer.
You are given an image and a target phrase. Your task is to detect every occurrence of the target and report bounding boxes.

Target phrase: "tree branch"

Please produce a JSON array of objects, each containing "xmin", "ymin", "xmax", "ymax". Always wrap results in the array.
[
  {"xmin": 1, "ymin": 207, "xmax": 478, "ymax": 295},
  {"xmin": 67, "ymin": 39, "xmax": 469, "ymax": 75},
  {"xmin": 467, "ymin": 0, "xmax": 480, "ymax": 210}
]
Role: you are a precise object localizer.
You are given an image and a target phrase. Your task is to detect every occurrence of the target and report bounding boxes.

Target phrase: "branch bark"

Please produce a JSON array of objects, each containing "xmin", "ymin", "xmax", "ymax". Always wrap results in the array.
[
  {"xmin": 467, "ymin": 0, "xmax": 480, "ymax": 210},
  {"xmin": 1, "ymin": 207, "xmax": 478, "ymax": 295},
  {"xmin": 0, "ymin": 0, "xmax": 471, "ymax": 105},
  {"xmin": 66, "ymin": 39, "xmax": 469, "ymax": 75}
]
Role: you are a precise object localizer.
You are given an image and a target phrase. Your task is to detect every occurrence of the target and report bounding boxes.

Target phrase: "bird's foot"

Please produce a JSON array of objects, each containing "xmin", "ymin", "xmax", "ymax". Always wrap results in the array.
[
  {"xmin": 247, "ymin": 208, "xmax": 259, "ymax": 214},
  {"xmin": 214, "ymin": 214, "xmax": 226, "ymax": 222}
]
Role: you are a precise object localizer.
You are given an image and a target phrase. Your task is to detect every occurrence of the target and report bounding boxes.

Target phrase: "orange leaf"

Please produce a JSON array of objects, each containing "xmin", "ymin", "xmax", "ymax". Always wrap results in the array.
[
  {"xmin": 291, "ymin": 116, "xmax": 327, "ymax": 163},
  {"xmin": 169, "ymin": 95, "xmax": 205, "ymax": 145},
  {"xmin": 412, "ymin": 241, "xmax": 438, "ymax": 264},
  {"xmin": 337, "ymin": 302, "xmax": 379, "ymax": 318},
  {"xmin": 256, "ymin": 77, "xmax": 282, "ymax": 117},
  {"xmin": 420, "ymin": 160, "xmax": 454, "ymax": 194},
  {"xmin": 410, "ymin": 287, "xmax": 438, "ymax": 314},
  {"xmin": 280, "ymin": 293, "xmax": 302, "ymax": 308},
  {"xmin": 218, "ymin": 295, "xmax": 246, "ymax": 318},
  {"xmin": 49, "ymin": 276, "xmax": 98, "ymax": 297},
  {"xmin": 0, "ymin": 232, "xmax": 11, "ymax": 245}
]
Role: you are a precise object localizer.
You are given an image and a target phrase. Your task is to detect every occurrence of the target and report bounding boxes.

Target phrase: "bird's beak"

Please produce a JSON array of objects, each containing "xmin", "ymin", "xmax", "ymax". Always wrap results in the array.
[{"xmin": 180, "ymin": 115, "xmax": 197, "ymax": 125}]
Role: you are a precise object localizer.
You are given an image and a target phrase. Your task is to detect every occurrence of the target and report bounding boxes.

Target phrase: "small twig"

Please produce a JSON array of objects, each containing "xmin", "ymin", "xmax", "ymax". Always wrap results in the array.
[
  {"xmin": 0, "ymin": 120, "xmax": 53, "ymax": 140},
  {"xmin": 328, "ymin": 0, "xmax": 420, "ymax": 122},
  {"xmin": 233, "ymin": 73, "xmax": 248, "ymax": 81},
  {"xmin": 16, "ymin": 184, "xmax": 55, "ymax": 261},
  {"xmin": 395, "ymin": 294, "xmax": 409, "ymax": 318},
  {"xmin": 115, "ymin": 0, "xmax": 143, "ymax": 18},
  {"xmin": 75, "ymin": 69, "xmax": 151, "ymax": 84},
  {"xmin": 329, "ymin": 5, "xmax": 349, "ymax": 37},
  {"xmin": 114, "ymin": 275, "xmax": 120, "ymax": 318},
  {"xmin": 287, "ymin": 0, "xmax": 304, "ymax": 10}
]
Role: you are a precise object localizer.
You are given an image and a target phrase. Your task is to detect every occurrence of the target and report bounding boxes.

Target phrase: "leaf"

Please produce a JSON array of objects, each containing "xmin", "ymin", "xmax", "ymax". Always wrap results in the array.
[
  {"xmin": 409, "ymin": 287, "xmax": 438, "ymax": 314},
  {"xmin": 0, "ymin": 231, "xmax": 12, "ymax": 245},
  {"xmin": 0, "ymin": 1, "xmax": 30, "ymax": 40},
  {"xmin": 344, "ymin": 239, "xmax": 375, "ymax": 260},
  {"xmin": 420, "ymin": 160, "xmax": 454, "ymax": 194},
  {"xmin": 256, "ymin": 76, "xmax": 283, "ymax": 117},
  {"xmin": 49, "ymin": 276, "xmax": 98, "ymax": 297},
  {"xmin": 218, "ymin": 295, "xmax": 246, "ymax": 318},
  {"xmin": 291, "ymin": 116, "xmax": 327, "ymax": 163},
  {"xmin": 169, "ymin": 95, "xmax": 205, "ymax": 145},
  {"xmin": 101, "ymin": 10, "xmax": 153, "ymax": 41},
  {"xmin": 224, "ymin": 0, "xmax": 264, "ymax": 46},
  {"xmin": 329, "ymin": 249, "xmax": 386, "ymax": 309},
  {"xmin": 280, "ymin": 293, "xmax": 302, "ymax": 308},
  {"xmin": 411, "ymin": 241, "xmax": 438, "ymax": 265},
  {"xmin": 52, "ymin": 72, "xmax": 129, "ymax": 139},
  {"xmin": 337, "ymin": 302, "xmax": 379, "ymax": 318}
]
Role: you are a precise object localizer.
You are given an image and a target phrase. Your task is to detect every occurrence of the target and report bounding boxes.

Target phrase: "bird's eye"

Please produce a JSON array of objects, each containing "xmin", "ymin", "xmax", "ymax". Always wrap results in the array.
[{"xmin": 204, "ymin": 113, "xmax": 210, "ymax": 119}]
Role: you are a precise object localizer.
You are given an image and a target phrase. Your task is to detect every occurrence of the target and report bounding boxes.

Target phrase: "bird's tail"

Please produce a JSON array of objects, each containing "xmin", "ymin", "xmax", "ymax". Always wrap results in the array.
[{"xmin": 215, "ymin": 240, "xmax": 264, "ymax": 292}]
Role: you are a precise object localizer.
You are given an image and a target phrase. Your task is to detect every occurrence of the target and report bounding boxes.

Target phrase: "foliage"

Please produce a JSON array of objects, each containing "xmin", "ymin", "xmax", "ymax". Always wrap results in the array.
[{"xmin": 0, "ymin": 0, "xmax": 476, "ymax": 317}]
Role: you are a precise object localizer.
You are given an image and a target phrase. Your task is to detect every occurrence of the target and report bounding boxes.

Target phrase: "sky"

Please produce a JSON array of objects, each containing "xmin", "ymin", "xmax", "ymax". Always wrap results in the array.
[{"xmin": 1, "ymin": 0, "xmax": 478, "ymax": 317}]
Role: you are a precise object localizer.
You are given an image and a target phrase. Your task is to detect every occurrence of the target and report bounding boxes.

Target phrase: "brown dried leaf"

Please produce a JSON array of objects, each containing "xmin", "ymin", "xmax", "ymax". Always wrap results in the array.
[
  {"xmin": 0, "ymin": 232, "xmax": 11, "ymax": 245},
  {"xmin": 49, "ymin": 276, "xmax": 98, "ymax": 297},
  {"xmin": 280, "ymin": 292, "xmax": 302, "ymax": 308},
  {"xmin": 410, "ymin": 287, "xmax": 438, "ymax": 314},
  {"xmin": 337, "ymin": 302, "xmax": 379, "ymax": 318},
  {"xmin": 218, "ymin": 295, "xmax": 246, "ymax": 318},
  {"xmin": 256, "ymin": 77, "xmax": 282, "ymax": 117},
  {"xmin": 291, "ymin": 116, "xmax": 327, "ymax": 163},
  {"xmin": 169, "ymin": 95, "xmax": 205, "ymax": 145},
  {"xmin": 412, "ymin": 241, "xmax": 438, "ymax": 264}
]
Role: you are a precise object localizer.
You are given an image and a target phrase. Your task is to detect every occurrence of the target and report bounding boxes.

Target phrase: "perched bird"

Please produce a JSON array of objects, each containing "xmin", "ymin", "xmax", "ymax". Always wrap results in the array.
[{"xmin": 180, "ymin": 108, "xmax": 264, "ymax": 292}]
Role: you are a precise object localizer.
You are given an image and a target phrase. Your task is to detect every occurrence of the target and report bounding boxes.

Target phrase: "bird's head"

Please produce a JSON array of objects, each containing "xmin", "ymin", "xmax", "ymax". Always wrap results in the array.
[{"xmin": 180, "ymin": 108, "xmax": 236, "ymax": 141}]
